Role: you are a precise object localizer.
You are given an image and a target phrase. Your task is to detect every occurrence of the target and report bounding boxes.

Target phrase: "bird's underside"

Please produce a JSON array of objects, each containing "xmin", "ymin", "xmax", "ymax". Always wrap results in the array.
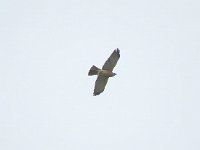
[{"xmin": 88, "ymin": 48, "xmax": 120, "ymax": 96}]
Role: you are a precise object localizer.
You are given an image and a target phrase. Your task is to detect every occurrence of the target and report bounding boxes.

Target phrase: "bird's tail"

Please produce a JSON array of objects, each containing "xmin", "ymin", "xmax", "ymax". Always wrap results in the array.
[{"xmin": 88, "ymin": 65, "xmax": 100, "ymax": 76}]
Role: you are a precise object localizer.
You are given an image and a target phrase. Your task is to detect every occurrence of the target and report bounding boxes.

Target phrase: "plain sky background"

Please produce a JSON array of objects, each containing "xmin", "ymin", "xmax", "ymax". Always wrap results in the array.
[{"xmin": 0, "ymin": 0, "xmax": 200, "ymax": 150}]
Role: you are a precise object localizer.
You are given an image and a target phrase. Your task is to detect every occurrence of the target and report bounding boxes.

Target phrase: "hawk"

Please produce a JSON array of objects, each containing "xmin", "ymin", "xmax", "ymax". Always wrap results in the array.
[{"xmin": 88, "ymin": 48, "xmax": 120, "ymax": 96}]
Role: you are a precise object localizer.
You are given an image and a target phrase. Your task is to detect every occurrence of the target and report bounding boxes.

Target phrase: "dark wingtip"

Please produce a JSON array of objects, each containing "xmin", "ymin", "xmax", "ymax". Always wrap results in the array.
[
  {"xmin": 93, "ymin": 91, "xmax": 101, "ymax": 96},
  {"xmin": 115, "ymin": 48, "xmax": 120, "ymax": 58}
]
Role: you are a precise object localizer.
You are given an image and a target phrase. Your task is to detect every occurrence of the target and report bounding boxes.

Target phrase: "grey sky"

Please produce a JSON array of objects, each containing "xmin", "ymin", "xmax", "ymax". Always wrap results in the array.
[{"xmin": 0, "ymin": 0, "xmax": 200, "ymax": 150}]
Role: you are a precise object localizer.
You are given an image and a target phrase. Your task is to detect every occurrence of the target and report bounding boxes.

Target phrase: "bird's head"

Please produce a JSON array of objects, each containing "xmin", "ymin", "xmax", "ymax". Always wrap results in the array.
[{"xmin": 111, "ymin": 73, "xmax": 117, "ymax": 77}]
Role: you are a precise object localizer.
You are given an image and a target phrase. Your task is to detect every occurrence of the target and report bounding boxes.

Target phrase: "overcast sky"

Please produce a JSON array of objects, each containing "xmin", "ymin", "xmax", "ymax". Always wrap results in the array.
[{"xmin": 0, "ymin": 0, "xmax": 200, "ymax": 150}]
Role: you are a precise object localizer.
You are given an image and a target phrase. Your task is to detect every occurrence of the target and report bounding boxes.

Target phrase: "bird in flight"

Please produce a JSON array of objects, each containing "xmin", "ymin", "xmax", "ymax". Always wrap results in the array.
[{"xmin": 88, "ymin": 48, "xmax": 120, "ymax": 96}]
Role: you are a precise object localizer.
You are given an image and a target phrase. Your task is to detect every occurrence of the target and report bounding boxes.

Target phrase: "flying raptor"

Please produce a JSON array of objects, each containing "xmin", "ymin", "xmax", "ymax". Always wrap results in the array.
[{"xmin": 88, "ymin": 48, "xmax": 120, "ymax": 96}]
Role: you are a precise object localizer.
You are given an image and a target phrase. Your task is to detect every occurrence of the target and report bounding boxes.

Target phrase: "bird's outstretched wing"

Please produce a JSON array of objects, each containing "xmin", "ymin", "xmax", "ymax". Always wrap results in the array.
[
  {"xmin": 93, "ymin": 75, "xmax": 109, "ymax": 96},
  {"xmin": 102, "ymin": 48, "xmax": 120, "ymax": 71}
]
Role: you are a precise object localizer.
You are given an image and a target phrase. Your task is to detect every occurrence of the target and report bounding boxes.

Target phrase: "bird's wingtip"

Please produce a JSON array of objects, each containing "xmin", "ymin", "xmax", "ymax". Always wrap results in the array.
[{"xmin": 115, "ymin": 48, "xmax": 120, "ymax": 58}]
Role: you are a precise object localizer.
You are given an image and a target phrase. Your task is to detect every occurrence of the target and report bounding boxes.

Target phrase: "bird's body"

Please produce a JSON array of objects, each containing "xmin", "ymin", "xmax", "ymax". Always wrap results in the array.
[
  {"xmin": 88, "ymin": 48, "xmax": 120, "ymax": 96},
  {"xmin": 98, "ymin": 69, "xmax": 115, "ymax": 77}
]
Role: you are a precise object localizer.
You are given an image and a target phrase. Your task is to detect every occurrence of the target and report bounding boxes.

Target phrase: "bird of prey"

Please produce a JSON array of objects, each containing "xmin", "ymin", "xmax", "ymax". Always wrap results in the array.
[{"xmin": 88, "ymin": 48, "xmax": 120, "ymax": 96}]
